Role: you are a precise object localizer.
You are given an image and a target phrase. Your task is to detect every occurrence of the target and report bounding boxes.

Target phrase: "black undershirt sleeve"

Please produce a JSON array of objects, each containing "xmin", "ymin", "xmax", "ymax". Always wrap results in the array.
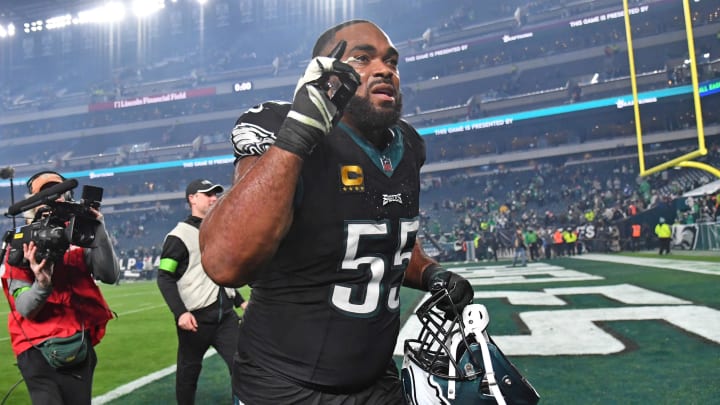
[{"xmin": 157, "ymin": 235, "xmax": 189, "ymax": 320}]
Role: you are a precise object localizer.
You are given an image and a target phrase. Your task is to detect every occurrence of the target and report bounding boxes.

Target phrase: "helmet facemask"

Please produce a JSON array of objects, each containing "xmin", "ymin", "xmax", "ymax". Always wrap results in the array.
[
  {"xmin": 402, "ymin": 289, "xmax": 540, "ymax": 405},
  {"xmin": 404, "ymin": 288, "xmax": 484, "ymax": 381}
]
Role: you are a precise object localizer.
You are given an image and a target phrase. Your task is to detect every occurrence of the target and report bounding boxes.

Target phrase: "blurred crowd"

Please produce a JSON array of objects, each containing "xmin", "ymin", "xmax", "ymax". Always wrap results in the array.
[
  {"xmin": 89, "ymin": 140, "xmax": 720, "ymax": 263},
  {"xmin": 1, "ymin": 0, "xmax": 719, "ymax": 265}
]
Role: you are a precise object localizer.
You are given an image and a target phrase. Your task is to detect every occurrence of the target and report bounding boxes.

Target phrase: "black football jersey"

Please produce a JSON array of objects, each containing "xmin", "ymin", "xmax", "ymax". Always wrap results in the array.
[{"xmin": 230, "ymin": 101, "xmax": 425, "ymax": 391}]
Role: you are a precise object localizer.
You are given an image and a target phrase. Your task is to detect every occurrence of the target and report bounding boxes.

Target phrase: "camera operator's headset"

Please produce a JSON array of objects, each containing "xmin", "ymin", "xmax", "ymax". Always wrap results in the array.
[
  {"xmin": 25, "ymin": 171, "xmax": 75, "ymax": 222},
  {"xmin": 26, "ymin": 170, "xmax": 74, "ymax": 200}
]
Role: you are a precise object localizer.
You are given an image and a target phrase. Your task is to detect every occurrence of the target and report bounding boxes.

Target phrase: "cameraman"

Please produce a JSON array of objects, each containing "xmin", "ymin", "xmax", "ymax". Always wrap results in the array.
[{"xmin": 1, "ymin": 171, "xmax": 119, "ymax": 405}]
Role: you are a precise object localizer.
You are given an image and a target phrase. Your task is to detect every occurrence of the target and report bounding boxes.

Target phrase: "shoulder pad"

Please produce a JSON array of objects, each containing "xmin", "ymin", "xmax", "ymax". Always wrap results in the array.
[{"xmin": 230, "ymin": 101, "xmax": 291, "ymax": 159}]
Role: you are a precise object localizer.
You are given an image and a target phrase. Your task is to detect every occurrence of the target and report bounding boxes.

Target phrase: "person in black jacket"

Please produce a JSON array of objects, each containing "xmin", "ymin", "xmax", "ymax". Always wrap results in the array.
[{"xmin": 157, "ymin": 179, "xmax": 246, "ymax": 405}]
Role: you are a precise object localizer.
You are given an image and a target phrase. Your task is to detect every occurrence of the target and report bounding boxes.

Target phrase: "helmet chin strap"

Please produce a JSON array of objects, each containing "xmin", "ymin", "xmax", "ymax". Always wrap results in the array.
[
  {"xmin": 461, "ymin": 304, "xmax": 506, "ymax": 405},
  {"xmin": 448, "ymin": 332, "xmax": 460, "ymax": 399}
]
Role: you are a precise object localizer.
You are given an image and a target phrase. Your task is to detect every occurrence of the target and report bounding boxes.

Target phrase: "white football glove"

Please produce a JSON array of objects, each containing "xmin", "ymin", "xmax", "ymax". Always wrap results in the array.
[{"xmin": 274, "ymin": 42, "xmax": 359, "ymax": 159}]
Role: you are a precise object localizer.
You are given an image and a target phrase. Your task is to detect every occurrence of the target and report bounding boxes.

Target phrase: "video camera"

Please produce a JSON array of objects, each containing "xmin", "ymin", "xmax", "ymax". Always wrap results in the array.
[{"xmin": 4, "ymin": 179, "xmax": 104, "ymax": 267}]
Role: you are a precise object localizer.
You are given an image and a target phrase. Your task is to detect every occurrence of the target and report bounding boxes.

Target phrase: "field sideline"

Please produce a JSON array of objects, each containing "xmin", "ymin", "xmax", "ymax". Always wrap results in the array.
[{"xmin": 1, "ymin": 253, "xmax": 718, "ymax": 404}]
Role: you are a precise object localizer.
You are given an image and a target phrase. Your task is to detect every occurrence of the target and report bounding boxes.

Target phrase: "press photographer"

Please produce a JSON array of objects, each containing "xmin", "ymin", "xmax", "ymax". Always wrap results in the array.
[{"xmin": 1, "ymin": 171, "xmax": 120, "ymax": 405}]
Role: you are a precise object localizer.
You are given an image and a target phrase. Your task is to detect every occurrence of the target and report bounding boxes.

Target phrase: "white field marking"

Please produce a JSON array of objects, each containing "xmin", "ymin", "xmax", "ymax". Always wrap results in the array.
[
  {"xmin": 475, "ymin": 284, "xmax": 691, "ymax": 306},
  {"xmin": 0, "ymin": 298, "xmax": 160, "ymax": 317},
  {"xmin": 396, "ymin": 262, "xmax": 605, "ymax": 355},
  {"xmin": 574, "ymin": 253, "xmax": 720, "ymax": 275},
  {"xmin": 452, "ymin": 262, "xmax": 574, "ymax": 272},
  {"xmin": 496, "ymin": 305, "xmax": 720, "ymax": 355},
  {"xmin": 453, "ymin": 262, "xmax": 603, "ymax": 285},
  {"xmin": 545, "ymin": 284, "xmax": 691, "ymax": 305},
  {"xmin": 104, "ymin": 291, "xmax": 161, "ymax": 298},
  {"xmin": 449, "ymin": 262, "xmax": 561, "ymax": 273},
  {"xmin": 115, "ymin": 304, "xmax": 166, "ymax": 316},
  {"xmin": 474, "ymin": 290, "xmax": 567, "ymax": 306},
  {"xmin": 466, "ymin": 273, "xmax": 603, "ymax": 285},
  {"xmin": 395, "ymin": 303, "xmax": 720, "ymax": 357},
  {"xmin": 92, "ymin": 349, "xmax": 217, "ymax": 404},
  {"xmin": 1, "ymin": 305, "xmax": 166, "ymax": 348},
  {"xmin": 395, "ymin": 260, "xmax": 712, "ymax": 357}
]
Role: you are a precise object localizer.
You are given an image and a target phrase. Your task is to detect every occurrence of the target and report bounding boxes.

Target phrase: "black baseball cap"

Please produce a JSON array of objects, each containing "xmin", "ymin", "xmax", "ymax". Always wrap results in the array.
[{"xmin": 185, "ymin": 179, "xmax": 224, "ymax": 199}]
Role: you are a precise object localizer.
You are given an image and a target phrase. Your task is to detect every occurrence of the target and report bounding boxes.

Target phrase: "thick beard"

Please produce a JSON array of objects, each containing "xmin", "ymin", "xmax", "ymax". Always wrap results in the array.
[{"xmin": 344, "ymin": 93, "xmax": 403, "ymax": 134}]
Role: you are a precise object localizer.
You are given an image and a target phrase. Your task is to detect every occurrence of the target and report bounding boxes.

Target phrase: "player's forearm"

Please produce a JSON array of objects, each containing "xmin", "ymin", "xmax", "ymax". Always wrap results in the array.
[
  {"xmin": 200, "ymin": 148, "xmax": 300, "ymax": 286},
  {"xmin": 403, "ymin": 242, "xmax": 438, "ymax": 290}
]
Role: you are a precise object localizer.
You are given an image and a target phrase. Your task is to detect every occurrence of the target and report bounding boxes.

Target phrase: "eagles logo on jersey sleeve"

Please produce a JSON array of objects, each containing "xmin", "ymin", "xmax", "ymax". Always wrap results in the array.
[{"xmin": 230, "ymin": 101, "xmax": 291, "ymax": 162}]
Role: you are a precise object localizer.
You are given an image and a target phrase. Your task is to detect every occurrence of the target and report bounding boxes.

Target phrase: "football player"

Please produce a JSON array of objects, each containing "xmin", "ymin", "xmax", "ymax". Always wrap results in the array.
[{"xmin": 200, "ymin": 19, "xmax": 473, "ymax": 404}]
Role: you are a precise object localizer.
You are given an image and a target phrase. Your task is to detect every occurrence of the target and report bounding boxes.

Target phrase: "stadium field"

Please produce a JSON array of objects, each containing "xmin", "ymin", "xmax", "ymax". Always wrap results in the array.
[{"xmin": 1, "ymin": 254, "xmax": 718, "ymax": 404}]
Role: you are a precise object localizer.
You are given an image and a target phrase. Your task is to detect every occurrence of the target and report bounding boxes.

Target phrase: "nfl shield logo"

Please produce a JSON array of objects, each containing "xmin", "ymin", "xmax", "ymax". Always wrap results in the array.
[{"xmin": 380, "ymin": 156, "xmax": 393, "ymax": 172}]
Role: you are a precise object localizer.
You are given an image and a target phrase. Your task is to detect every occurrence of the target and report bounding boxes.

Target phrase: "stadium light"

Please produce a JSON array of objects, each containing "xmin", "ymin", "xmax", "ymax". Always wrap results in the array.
[
  {"xmin": 9, "ymin": 0, "xmax": 176, "ymax": 39},
  {"xmin": 46, "ymin": 14, "xmax": 72, "ymax": 30},
  {"xmin": 0, "ymin": 23, "xmax": 16, "ymax": 38},
  {"xmin": 24, "ymin": 20, "xmax": 44, "ymax": 33},
  {"xmin": 197, "ymin": 0, "xmax": 209, "ymax": 5},
  {"xmin": 132, "ymin": 0, "xmax": 165, "ymax": 18},
  {"xmin": 76, "ymin": 2, "xmax": 126, "ymax": 24}
]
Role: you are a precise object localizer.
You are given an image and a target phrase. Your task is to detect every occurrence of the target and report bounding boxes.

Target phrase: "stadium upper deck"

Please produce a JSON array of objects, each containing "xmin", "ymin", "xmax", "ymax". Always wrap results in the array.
[{"xmin": 0, "ymin": 0, "xmax": 718, "ymax": 220}]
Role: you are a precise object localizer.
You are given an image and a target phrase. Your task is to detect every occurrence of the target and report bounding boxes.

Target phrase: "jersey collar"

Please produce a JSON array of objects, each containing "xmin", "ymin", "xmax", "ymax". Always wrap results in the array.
[{"xmin": 338, "ymin": 122, "xmax": 404, "ymax": 178}]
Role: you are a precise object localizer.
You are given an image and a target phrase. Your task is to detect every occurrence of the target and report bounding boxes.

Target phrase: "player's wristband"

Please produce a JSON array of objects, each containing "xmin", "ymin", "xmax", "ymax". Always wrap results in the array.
[{"xmin": 273, "ymin": 118, "xmax": 321, "ymax": 159}]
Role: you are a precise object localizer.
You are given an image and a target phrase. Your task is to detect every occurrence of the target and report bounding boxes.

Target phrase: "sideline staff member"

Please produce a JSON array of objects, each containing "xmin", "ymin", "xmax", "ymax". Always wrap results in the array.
[
  {"xmin": 655, "ymin": 217, "xmax": 672, "ymax": 255},
  {"xmin": 200, "ymin": 20, "xmax": 473, "ymax": 404},
  {"xmin": 157, "ymin": 179, "xmax": 245, "ymax": 405},
  {"xmin": 2, "ymin": 170, "xmax": 119, "ymax": 405}
]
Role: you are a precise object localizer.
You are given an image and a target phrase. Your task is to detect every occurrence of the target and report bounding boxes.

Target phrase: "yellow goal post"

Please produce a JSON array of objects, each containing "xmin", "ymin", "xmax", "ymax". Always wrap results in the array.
[{"xmin": 622, "ymin": 0, "xmax": 719, "ymax": 178}]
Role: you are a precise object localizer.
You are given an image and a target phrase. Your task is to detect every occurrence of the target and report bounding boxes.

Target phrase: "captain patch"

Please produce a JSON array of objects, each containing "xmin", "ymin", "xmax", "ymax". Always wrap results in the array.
[{"xmin": 340, "ymin": 165, "xmax": 364, "ymax": 192}]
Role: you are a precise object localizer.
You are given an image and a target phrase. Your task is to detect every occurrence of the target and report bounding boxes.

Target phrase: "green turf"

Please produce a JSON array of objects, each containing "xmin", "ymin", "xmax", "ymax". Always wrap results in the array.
[
  {"xmin": 619, "ymin": 251, "xmax": 720, "ymax": 262},
  {"xmin": 104, "ymin": 354, "xmax": 234, "ymax": 405},
  {"xmin": 0, "ymin": 281, "xmax": 253, "ymax": 405},
  {"xmin": 515, "ymin": 320, "xmax": 719, "ymax": 405},
  {"xmin": 461, "ymin": 257, "xmax": 720, "ymax": 404}
]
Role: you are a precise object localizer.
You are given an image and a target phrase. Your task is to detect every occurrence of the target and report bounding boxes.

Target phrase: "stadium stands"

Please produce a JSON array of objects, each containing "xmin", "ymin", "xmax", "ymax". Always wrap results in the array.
[{"xmin": 1, "ymin": 0, "xmax": 718, "ymax": 261}]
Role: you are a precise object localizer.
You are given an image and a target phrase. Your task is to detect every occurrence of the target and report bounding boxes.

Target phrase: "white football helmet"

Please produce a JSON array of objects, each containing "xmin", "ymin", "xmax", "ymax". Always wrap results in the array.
[{"xmin": 402, "ymin": 289, "xmax": 540, "ymax": 405}]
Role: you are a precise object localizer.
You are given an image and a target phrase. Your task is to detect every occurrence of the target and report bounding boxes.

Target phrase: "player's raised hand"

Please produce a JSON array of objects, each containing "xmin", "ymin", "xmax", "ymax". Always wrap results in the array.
[{"xmin": 274, "ymin": 40, "xmax": 360, "ymax": 159}]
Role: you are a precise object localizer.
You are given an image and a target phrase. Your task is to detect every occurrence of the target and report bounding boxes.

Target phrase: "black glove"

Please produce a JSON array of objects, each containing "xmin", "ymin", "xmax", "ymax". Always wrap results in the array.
[
  {"xmin": 422, "ymin": 264, "xmax": 474, "ymax": 319},
  {"xmin": 274, "ymin": 45, "xmax": 359, "ymax": 159}
]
